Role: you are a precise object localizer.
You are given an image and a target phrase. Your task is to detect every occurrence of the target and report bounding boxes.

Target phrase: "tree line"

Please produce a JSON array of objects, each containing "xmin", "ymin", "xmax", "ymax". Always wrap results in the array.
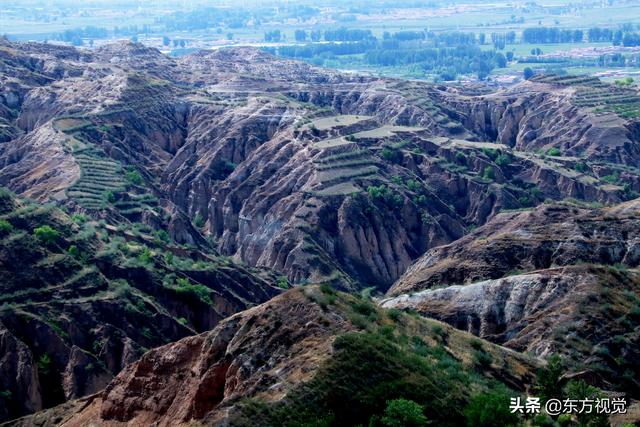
[{"xmin": 522, "ymin": 25, "xmax": 640, "ymax": 46}]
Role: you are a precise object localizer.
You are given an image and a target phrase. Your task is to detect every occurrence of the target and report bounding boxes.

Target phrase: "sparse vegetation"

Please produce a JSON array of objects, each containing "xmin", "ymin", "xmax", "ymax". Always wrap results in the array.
[
  {"xmin": 367, "ymin": 185, "xmax": 403, "ymax": 209},
  {"xmin": 234, "ymin": 294, "xmax": 523, "ymax": 427}
]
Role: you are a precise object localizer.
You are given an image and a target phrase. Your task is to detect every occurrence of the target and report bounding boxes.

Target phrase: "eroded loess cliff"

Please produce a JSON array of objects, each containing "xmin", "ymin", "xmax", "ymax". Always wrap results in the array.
[
  {"xmin": 2, "ymin": 40, "xmax": 639, "ymax": 291},
  {"xmin": 384, "ymin": 200, "xmax": 640, "ymax": 399}
]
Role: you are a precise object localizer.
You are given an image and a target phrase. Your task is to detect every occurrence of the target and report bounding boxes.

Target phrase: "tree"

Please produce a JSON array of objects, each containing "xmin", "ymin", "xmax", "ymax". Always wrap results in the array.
[
  {"xmin": 464, "ymin": 390, "xmax": 520, "ymax": 427},
  {"xmin": 294, "ymin": 29, "xmax": 307, "ymax": 42},
  {"xmin": 523, "ymin": 67, "xmax": 534, "ymax": 80},
  {"xmin": 264, "ymin": 30, "xmax": 281, "ymax": 42},
  {"xmin": 162, "ymin": 35, "xmax": 170, "ymax": 46},
  {"xmin": 564, "ymin": 380, "xmax": 608, "ymax": 427},
  {"xmin": 380, "ymin": 399, "xmax": 429, "ymax": 427},
  {"xmin": 310, "ymin": 30, "xmax": 322, "ymax": 42},
  {"xmin": 535, "ymin": 354, "xmax": 565, "ymax": 403},
  {"xmin": 34, "ymin": 225, "xmax": 60, "ymax": 245}
]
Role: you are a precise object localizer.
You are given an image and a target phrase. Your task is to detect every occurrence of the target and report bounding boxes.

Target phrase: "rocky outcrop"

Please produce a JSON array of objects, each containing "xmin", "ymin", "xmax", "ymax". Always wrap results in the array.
[
  {"xmin": 0, "ymin": 323, "xmax": 41, "ymax": 421},
  {"xmin": 66, "ymin": 288, "xmax": 349, "ymax": 427}
]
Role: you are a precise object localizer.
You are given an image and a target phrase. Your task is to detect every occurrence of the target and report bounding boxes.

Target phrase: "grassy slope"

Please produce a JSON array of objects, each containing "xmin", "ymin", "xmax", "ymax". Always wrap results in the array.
[
  {"xmin": 0, "ymin": 188, "xmax": 280, "ymax": 420},
  {"xmin": 230, "ymin": 285, "xmax": 537, "ymax": 427}
]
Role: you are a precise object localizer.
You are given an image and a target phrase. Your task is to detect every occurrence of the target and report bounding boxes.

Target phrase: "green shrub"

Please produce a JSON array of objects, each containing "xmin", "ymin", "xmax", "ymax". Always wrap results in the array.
[
  {"xmin": 193, "ymin": 213, "xmax": 205, "ymax": 228},
  {"xmin": 574, "ymin": 162, "xmax": 588, "ymax": 173},
  {"xmin": 629, "ymin": 305, "xmax": 640, "ymax": 322},
  {"xmin": 352, "ymin": 300, "xmax": 375, "ymax": 316},
  {"xmin": 381, "ymin": 147, "xmax": 396, "ymax": 161},
  {"xmin": 431, "ymin": 324, "xmax": 448, "ymax": 342},
  {"xmin": 141, "ymin": 327, "xmax": 152, "ymax": 339},
  {"xmin": 137, "ymin": 247, "xmax": 153, "ymax": 265},
  {"xmin": 406, "ymin": 179, "xmax": 422, "ymax": 192},
  {"xmin": 495, "ymin": 154, "xmax": 511, "ymax": 167},
  {"xmin": 125, "ymin": 168, "xmax": 143, "ymax": 185},
  {"xmin": 482, "ymin": 166, "xmax": 495, "ymax": 181},
  {"xmin": 37, "ymin": 353, "xmax": 52, "ymax": 376},
  {"xmin": 34, "ymin": 225, "xmax": 60, "ymax": 245},
  {"xmin": 601, "ymin": 172, "xmax": 620, "ymax": 185},
  {"xmin": 482, "ymin": 148, "xmax": 498, "ymax": 160},
  {"xmin": 277, "ymin": 276, "xmax": 289, "ymax": 289},
  {"xmin": 413, "ymin": 194, "xmax": 428, "ymax": 206},
  {"xmin": 367, "ymin": 185, "xmax": 403, "ymax": 208},
  {"xmin": 174, "ymin": 277, "xmax": 213, "ymax": 305},
  {"xmin": 546, "ymin": 147, "xmax": 561, "ymax": 156},
  {"xmin": 155, "ymin": 229, "xmax": 170, "ymax": 243},
  {"xmin": 473, "ymin": 349, "xmax": 492, "ymax": 369},
  {"xmin": 71, "ymin": 213, "xmax": 86, "ymax": 224},
  {"xmin": 103, "ymin": 191, "xmax": 116, "ymax": 203},
  {"xmin": 67, "ymin": 245, "xmax": 80, "ymax": 258},
  {"xmin": 164, "ymin": 251, "xmax": 174, "ymax": 265},
  {"xmin": 235, "ymin": 330, "xmax": 497, "ymax": 426},
  {"xmin": 556, "ymin": 414, "xmax": 573, "ymax": 427},
  {"xmin": 470, "ymin": 339, "xmax": 484, "ymax": 350},
  {"xmin": 564, "ymin": 380, "xmax": 608, "ymax": 427},
  {"xmin": 387, "ymin": 308, "xmax": 402, "ymax": 322},
  {"xmin": 0, "ymin": 219, "xmax": 13, "ymax": 235},
  {"xmin": 319, "ymin": 283, "xmax": 335, "ymax": 295},
  {"xmin": 464, "ymin": 390, "xmax": 520, "ymax": 427},
  {"xmin": 524, "ymin": 67, "xmax": 534, "ymax": 80},
  {"xmin": 381, "ymin": 399, "xmax": 428, "ymax": 427}
]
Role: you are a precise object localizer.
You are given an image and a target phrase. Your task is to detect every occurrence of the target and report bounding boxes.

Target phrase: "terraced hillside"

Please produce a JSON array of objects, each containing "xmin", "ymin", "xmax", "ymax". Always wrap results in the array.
[{"xmin": 530, "ymin": 73, "xmax": 640, "ymax": 119}]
